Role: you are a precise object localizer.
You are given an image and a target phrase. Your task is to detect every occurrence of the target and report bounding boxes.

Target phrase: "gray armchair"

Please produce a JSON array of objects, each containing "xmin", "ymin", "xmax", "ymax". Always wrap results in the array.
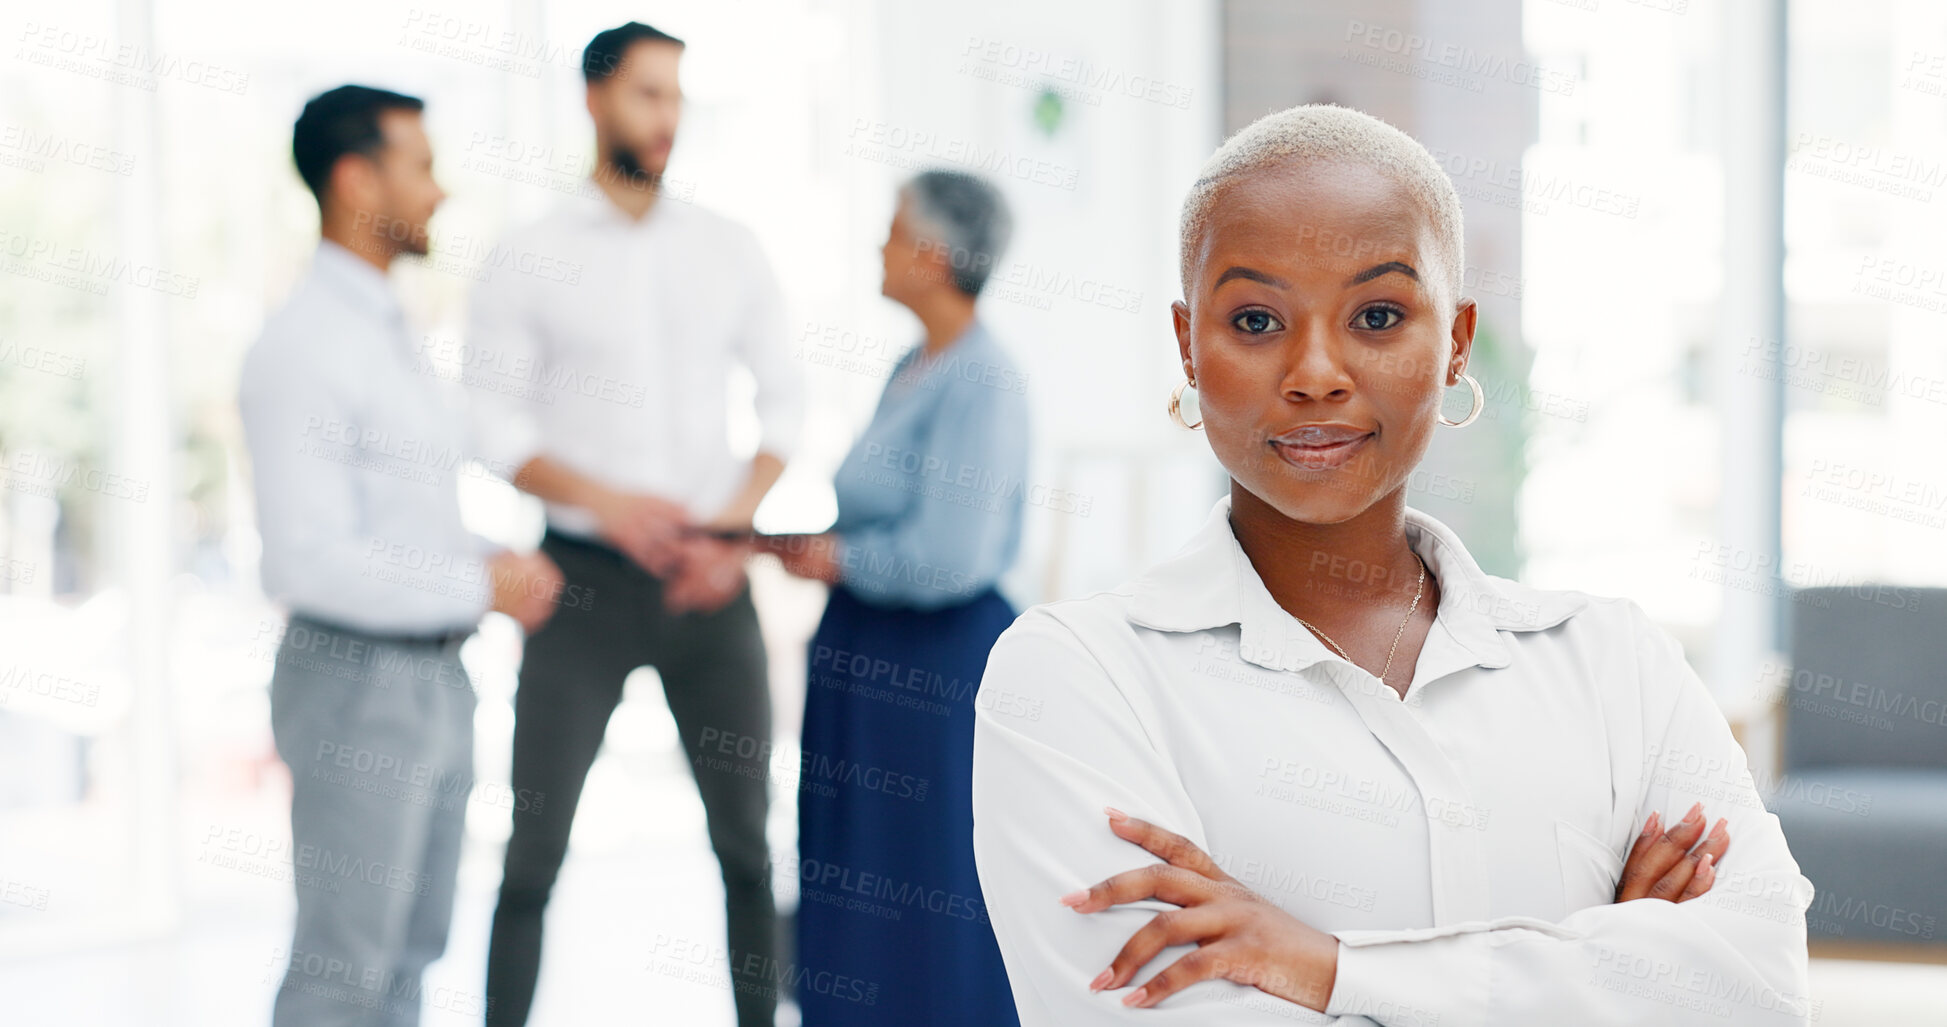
[{"xmin": 1768, "ymin": 586, "xmax": 1947, "ymax": 954}]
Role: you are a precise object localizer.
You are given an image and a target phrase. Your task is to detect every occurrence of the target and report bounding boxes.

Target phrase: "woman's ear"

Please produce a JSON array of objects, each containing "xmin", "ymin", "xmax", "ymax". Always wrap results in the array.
[
  {"xmin": 1447, "ymin": 297, "xmax": 1479, "ymax": 384},
  {"xmin": 1172, "ymin": 300, "xmax": 1194, "ymax": 379},
  {"xmin": 923, "ymin": 237, "xmax": 955, "ymax": 285}
]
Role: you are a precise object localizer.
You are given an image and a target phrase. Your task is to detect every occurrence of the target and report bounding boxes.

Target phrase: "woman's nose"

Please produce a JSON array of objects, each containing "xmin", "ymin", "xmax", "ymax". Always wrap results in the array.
[{"xmin": 1279, "ymin": 331, "xmax": 1355, "ymax": 401}]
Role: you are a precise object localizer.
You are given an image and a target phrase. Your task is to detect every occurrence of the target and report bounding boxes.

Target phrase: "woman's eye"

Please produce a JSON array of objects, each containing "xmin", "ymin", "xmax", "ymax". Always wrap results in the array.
[
  {"xmin": 1356, "ymin": 306, "xmax": 1403, "ymax": 330},
  {"xmin": 1233, "ymin": 310, "xmax": 1283, "ymax": 334}
]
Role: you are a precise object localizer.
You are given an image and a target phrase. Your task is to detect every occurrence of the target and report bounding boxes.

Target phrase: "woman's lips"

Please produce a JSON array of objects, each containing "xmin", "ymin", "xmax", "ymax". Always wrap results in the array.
[{"xmin": 1269, "ymin": 432, "xmax": 1373, "ymax": 471}]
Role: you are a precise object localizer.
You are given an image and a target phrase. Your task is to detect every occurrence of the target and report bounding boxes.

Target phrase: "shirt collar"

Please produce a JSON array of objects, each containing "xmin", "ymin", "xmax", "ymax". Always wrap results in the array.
[
  {"xmin": 1125, "ymin": 494, "xmax": 1586, "ymax": 676},
  {"xmin": 562, "ymin": 179, "xmax": 678, "ymax": 229},
  {"xmin": 311, "ymin": 239, "xmax": 403, "ymax": 322}
]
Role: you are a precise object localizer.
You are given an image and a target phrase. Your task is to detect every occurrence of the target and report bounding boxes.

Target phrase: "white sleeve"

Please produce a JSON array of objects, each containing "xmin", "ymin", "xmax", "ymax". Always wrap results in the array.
[
  {"xmin": 239, "ymin": 346, "xmax": 490, "ymax": 632},
  {"xmin": 461, "ymin": 243, "xmax": 545, "ymax": 478},
  {"xmin": 973, "ymin": 608, "xmax": 1380, "ymax": 1026},
  {"xmin": 1323, "ymin": 603, "xmax": 1815, "ymax": 1027},
  {"xmin": 729, "ymin": 228, "xmax": 803, "ymax": 462}
]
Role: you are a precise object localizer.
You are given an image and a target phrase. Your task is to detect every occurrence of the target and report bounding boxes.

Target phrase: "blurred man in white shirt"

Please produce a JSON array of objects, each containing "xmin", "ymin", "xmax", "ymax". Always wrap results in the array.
[
  {"xmin": 466, "ymin": 23, "xmax": 803, "ymax": 1027},
  {"xmin": 239, "ymin": 84, "xmax": 562, "ymax": 1027}
]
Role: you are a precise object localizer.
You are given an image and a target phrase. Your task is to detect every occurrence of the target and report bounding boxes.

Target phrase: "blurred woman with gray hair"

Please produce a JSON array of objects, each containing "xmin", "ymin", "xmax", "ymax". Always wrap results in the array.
[{"xmin": 762, "ymin": 169, "xmax": 1027, "ymax": 1025}]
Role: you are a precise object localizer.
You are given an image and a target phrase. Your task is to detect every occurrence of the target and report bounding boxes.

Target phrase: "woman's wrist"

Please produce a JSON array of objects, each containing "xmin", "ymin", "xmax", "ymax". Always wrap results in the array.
[
  {"xmin": 1291, "ymin": 931, "xmax": 1339, "ymax": 1012},
  {"xmin": 1249, "ymin": 919, "xmax": 1339, "ymax": 1011}
]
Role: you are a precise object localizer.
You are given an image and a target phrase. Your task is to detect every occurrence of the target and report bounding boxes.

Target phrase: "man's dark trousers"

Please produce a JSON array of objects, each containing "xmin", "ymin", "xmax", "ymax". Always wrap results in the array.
[{"xmin": 486, "ymin": 530, "xmax": 777, "ymax": 1026}]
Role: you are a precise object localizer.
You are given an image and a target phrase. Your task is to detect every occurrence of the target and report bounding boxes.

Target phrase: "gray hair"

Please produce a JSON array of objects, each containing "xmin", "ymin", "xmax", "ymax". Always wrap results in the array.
[
  {"xmin": 1178, "ymin": 104, "xmax": 1465, "ymax": 302},
  {"xmin": 900, "ymin": 169, "xmax": 1013, "ymax": 297}
]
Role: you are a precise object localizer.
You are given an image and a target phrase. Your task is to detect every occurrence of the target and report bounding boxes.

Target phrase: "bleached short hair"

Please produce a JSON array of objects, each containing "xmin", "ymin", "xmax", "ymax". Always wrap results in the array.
[{"xmin": 1178, "ymin": 104, "xmax": 1465, "ymax": 303}]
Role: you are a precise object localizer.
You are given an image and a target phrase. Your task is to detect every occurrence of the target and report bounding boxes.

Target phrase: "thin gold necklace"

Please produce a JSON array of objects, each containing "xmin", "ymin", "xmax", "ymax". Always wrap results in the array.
[{"xmin": 1294, "ymin": 555, "xmax": 1427, "ymax": 686}]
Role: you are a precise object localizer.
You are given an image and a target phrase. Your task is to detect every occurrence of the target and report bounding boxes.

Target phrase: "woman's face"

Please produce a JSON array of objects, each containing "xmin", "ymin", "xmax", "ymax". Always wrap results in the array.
[
  {"xmin": 1172, "ymin": 159, "xmax": 1476, "ymax": 525},
  {"xmin": 880, "ymin": 200, "xmax": 943, "ymax": 307},
  {"xmin": 880, "ymin": 202, "xmax": 915, "ymax": 301}
]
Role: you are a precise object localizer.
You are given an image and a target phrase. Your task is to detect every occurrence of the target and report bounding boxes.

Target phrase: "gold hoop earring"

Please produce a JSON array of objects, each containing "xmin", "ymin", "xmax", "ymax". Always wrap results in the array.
[
  {"xmin": 1439, "ymin": 373, "xmax": 1484, "ymax": 428},
  {"xmin": 1168, "ymin": 379, "xmax": 1203, "ymax": 431}
]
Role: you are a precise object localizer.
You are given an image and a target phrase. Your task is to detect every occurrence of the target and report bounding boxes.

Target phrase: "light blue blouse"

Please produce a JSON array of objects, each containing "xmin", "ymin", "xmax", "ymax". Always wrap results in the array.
[{"xmin": 829, "ymin": 320, "xmax": 1030, "ymax": 610}]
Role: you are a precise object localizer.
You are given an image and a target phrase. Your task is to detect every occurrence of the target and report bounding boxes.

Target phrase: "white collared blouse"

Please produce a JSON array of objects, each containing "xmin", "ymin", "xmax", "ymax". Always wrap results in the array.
[{"xmin": 972, "ymin": 496, "xmax": 1814, "ymax": 1026}]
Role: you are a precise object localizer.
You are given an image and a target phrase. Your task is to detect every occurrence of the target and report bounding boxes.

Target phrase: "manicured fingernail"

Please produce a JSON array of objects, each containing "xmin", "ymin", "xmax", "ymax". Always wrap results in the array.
[
  {"xmin": 1104, "ymin": 806, "xmax": 1128, "ymax": 822},
  {"xmin": 1122, "ymin": 986, "xmax": 1148, "ymax": 1007},
  {"xmin": 1645, "ymin": 812, "xmax": 1660, "ymax": 836},
  {"xmin": 1681, "ymin": 802, "xmax": 1703, "ymax": 826},
  {"xmin": 1089, "ymin": 969, "xmax": 1112, "ymax": 992},
  {"xmin": 1709, "ymin": 818, "xmax": 1728, "ymax": 842},
  {"xmin": 1059, "ymin": 889, "xmax": 1088, "ymax": 908},
  {"xmin": 1699, "ymin": 852, "xmax": 1715, "ymax": 872},
  {"xmin": 1638, "ymin": 816, "xmax": 1656, "ymax": 840}
]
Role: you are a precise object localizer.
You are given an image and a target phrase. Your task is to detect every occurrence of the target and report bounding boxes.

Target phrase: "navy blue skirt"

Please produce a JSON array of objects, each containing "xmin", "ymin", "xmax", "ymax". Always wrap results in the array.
[{"xmin": 794, "ymin": 584, "xmax": 1022, "ymax": 1026}]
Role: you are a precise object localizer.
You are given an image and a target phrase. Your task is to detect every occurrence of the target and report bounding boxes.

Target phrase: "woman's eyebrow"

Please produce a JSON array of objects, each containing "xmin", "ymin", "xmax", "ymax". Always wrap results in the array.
[
  {"xmin": 1212, "ymin": 265, "xmax": 1291, "ymax": 290},
  {"xmin": 1346, "ymin": 261, "xmax": 1419, "ymax": 286}
]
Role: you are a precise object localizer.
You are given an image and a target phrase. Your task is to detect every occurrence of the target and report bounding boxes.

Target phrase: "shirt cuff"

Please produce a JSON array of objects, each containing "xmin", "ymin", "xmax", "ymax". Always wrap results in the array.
[
  {"xmin": 1324, "ymin": 932, "xmax": 1485, "ymax": 1026},
  {"xmin": 829, "ymin": 534, "xmax": 870, "ymax": 593},
  {"xmin": 754, "ymin": 428, "xmax": 798, "ymax": 463},
  {"xmin": 473, "ymin": 418, "xmax": 542, "ymax": 484}
]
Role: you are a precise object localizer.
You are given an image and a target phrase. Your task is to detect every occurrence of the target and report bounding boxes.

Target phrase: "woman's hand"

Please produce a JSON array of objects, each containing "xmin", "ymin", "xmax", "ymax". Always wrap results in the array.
[
  {"xmin": 1061, "ymin": 808, "xmax": 1339, "ymax": 1012},
  {"xmin": 1616, "ymin": 801, "xmax": 1730, "ymax": 903},
  {"xmin": 760, "ymin": 532, "xmax": 844, "ymax": 583},
  {"xmin": 1063, "ymin": 805, "xmax": 1728, "ymax": 1013}
]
